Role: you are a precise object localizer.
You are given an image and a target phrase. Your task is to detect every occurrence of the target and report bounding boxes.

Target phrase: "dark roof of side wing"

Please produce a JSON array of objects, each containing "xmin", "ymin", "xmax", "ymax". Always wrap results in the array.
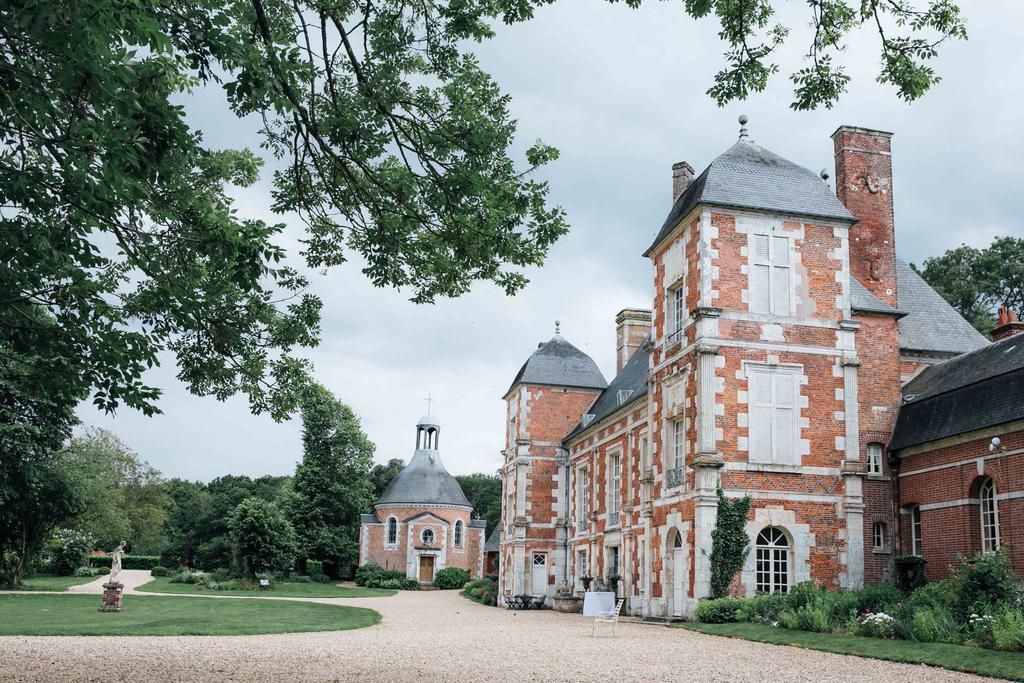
[{"xmin": 565, "ymin": 344, "xmax": 650, "ymax": 441}]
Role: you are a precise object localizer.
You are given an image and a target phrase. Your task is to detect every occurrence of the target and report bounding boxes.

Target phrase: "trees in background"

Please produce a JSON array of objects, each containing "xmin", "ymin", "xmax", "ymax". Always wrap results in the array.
[
  {"xmin": 455, "ymin": 474, "xmax": 502, "ymax": 537},
  {"xmin": 64, "ymin": 429, "xmax": 170, "ymax": 554},
  {"xmin": 370, "ymin": 459, "xmax": 407, "ymax": 500},
  {"xmin": 227, "ymin": 497, "xmax": 297, "ymax": 576},
  {"xmin": 288, "ymin": 386, "xmax": 375, "ymax": 576},
  {"xmin": 914, "ymin": 236, "xmax": 1024, "ymax": 335}
]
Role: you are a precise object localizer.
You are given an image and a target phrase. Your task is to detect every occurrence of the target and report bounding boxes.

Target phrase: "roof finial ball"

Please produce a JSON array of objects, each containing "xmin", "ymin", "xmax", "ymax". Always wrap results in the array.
[
  {"xmin": 738, "ymin": 114, "xmax": 749, "ymax": 139},
  {"xmin": 555, "ymin": 320, "xmax": 561, "ymax": 335}
]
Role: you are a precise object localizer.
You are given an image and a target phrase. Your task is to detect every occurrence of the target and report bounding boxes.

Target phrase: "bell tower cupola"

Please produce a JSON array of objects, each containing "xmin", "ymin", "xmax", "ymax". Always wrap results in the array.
[{"xmin": 416, "ymin": 414, "xmax": 440, "ymax": 450}]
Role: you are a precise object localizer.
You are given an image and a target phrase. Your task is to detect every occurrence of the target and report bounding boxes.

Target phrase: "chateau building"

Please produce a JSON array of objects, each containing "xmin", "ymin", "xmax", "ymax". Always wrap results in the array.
[
  {"xmin": 360, "ymin": 415, "xmax": 486, "ymax": 584},
  {"xmin": 498, "ymin": 121, "xmax": 1022, "ymax": 617}
]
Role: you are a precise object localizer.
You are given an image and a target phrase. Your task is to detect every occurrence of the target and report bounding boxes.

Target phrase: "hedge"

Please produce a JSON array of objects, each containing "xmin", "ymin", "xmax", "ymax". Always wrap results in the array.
[{"xmin": 90, "ymin": 555, "xmax": 161, "ymax": 570}]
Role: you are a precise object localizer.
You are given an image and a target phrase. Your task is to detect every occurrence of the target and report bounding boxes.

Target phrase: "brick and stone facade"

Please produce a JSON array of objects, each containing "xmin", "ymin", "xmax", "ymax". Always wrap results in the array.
[
  {"xmin": 360, "ymin": 416, "xmax": 485, "ymax": 584},
  {"xmin": 498, "ymin": 120, "xmax": 1002, "ymax": 615}
]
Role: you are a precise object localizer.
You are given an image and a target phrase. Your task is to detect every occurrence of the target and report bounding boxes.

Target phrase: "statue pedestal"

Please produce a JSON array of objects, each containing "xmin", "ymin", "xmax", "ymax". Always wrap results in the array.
[{"xmin": 97, "ymin": 580, "xmax": 124, "ymax": 613}]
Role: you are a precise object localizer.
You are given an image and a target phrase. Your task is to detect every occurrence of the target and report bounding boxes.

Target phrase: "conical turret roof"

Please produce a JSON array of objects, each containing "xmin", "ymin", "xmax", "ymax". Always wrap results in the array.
[
  {"xmin": 375, "ymin": 435, "xmax": 470, "ymax": 509},
  {"xmin": 505, "ymin": 332, "xmax": 607, "ymax": 397}
]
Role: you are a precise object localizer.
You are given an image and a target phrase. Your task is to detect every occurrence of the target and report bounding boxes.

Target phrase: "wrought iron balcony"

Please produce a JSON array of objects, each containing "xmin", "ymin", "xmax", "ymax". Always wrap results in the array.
[{"xmin": 666, "ymin": 466, "xmax": 685, "ymax": 489}]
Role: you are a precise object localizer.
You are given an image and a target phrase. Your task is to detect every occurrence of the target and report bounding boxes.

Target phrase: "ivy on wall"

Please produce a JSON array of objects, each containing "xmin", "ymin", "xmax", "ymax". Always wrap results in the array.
[{"xmin": 709, "ymin": 488, "xmax": 752, "ymax": 599}]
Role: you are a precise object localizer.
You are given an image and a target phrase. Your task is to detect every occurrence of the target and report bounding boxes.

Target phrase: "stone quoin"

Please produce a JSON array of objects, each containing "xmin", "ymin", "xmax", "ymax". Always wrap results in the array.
[{"xmin": 498, "ymin": 119, "xmax": 1020, "ymax": 617}]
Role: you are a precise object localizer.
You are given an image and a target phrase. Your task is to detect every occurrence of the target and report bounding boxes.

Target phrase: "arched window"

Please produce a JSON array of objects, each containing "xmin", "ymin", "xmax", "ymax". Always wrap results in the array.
[
  {"xmin": 454, "ymin": 520, "xmax": 464, "ymax": 548},
  {"xmin": 980, "ymin": 478, "xmax": 1000, "ymax": 552},
  {"xmin": 755, "ymin": 527, "xmax": 790, "ymax": 594},
  {"xmin": 421, "ymin": 527, "xmax": 435, "ymax": 545},
  {"xmin": 386, "ymin": 516, "xmax": 398, "ymax": 546}
]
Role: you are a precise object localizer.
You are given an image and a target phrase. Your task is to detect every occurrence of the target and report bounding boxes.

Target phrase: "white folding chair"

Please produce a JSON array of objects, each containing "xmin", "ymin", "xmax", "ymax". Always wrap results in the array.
[{"xmin": 591, "ymin": 598, "xmax": 625, "ymax": 637}]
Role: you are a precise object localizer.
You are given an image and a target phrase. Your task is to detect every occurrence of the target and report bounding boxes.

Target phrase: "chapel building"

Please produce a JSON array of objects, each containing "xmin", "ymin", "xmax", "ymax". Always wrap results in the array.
[
  {"xmin": 498, "ymin": 121, "xmax": 1021, "ymax": 618},
  {"xmin": 360, "ymin": 415, "xmax": 486, "ymax": 584}
]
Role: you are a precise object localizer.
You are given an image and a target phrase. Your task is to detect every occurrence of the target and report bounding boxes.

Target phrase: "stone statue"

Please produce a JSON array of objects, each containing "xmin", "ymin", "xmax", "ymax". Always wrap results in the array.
[{"xmin": 110, "ymin": 542, "xmax": 125, "ymax": 580}]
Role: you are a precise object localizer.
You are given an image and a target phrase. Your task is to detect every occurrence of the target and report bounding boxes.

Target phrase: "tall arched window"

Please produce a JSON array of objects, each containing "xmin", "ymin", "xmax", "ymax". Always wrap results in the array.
[
  {"xmin": 980, "ymin": 478, "xmax": 1000, "ymax": 552},
  {"xmin": 755, "ymin": 527, "xmax": 790, "ymax": 594},
  {"xmin": 386, "ymin": 517, "xmax": 398, "ymax": 546},
  {"xmin": 454, "ymin": 520, "xmax": 464, "ymax": 548}
]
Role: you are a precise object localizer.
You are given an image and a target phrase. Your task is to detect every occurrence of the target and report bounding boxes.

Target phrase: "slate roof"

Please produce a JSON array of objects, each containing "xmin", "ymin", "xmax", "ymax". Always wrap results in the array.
[
  {"xmin": 894, "ymin": 259, "xmax": 989, "ymax": 356},
  {"xmin": 468, "ymin": 519, "xmax": 486, "ymax": 529},
  {"xmin": 484, "ymin": 526, "xmax": 501, "ymax": 553},
  {"xmin": 506, "ymin": 333, "xmax": 607, "ymax": 396},
  {"xmin": 849, "ymin": 277, "xmax": 904, "ymax": 316},
  {"xmin": 565, "ymin": 344, "xmax": 651, "ymax": 441},
  {"xmin": 645, "ymin": 138, "xmax": 856, "ymax": 255},
  {"xmin": 890, "ymin": 334, "xmax": 1024, "ymax": 451},
  {"xmin": 360, "ymin": 513, "xmax": 380, "ymax": 524},
  {"xmin": 376, "ymin": 448, "xmax": 472, "ymax": 508}
]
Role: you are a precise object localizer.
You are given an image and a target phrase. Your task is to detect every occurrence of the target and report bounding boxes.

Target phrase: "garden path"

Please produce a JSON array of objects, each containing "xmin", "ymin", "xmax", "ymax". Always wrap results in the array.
[
  {"xmin": 0, "ymin": 588, "xmax": 1008, "ymax": 682},
  {"xmin": 66, "ymin": 569, "xmax": 153, "ymax": 594}
]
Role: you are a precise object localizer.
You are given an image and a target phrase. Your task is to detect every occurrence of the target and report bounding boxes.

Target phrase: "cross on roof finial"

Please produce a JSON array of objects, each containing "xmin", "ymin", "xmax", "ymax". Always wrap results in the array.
[
  {"xmin": 424, "ymin": 393, "xmax": 435, "ymax": 414},
  {"xmin": 555, "ymin": 320, "xmax": 561, "ymax": 335},
  {"xmin": 738, "ymin": 114, "xmax": 749, "ymax": 139}
]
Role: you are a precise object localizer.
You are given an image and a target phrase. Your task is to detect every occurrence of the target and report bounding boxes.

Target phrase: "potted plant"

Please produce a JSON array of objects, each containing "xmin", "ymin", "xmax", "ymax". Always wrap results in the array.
[
  {"xmin": 580, "ymin": 575, "xmax": 593, "ymax": 592},
  {"xmin": 608, "ymin": 573, "xmax": 621, "ymax": 596}
]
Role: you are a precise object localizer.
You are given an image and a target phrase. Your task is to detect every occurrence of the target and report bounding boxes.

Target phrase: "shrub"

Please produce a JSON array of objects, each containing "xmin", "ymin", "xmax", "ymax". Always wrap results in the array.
[
  {"xmin": 169, "ymin": 570, "xmax": 209, "ymax": 585},
  {"xmin": 992, "ymin": 605, "xmax": 1024, "ymax": 652},
  {"xmin": 122, "ymin": 555, "xmax": 161, "ymax": 570},
  {"xmin": 433, "ymin": 567, "xmax": 471, "ymax": 590},
  {"xmin": 96, "ymin": 567, "xmax": 110, "ymax": 576},
  {"xmin": 792, "ymin": 599, "xmax": 832, "ymax": 633},
  {"xmin": 379, "ymin": 577, "xmax": 419, "ymax": 590},
  {"xmin": 47, "ymin": 529, "xmax": 92, "ymax": 576},
  {"xmin": 194, "ymin": 536, "xmax": 233, "ymax": 571},
  {"xmin": 859, "ymin": 611, "xmax": 899, "ymax": 639},
  {"xmin": 150, "ymin": 566, "xmax": 169, "ymax": 577},
  {"xmin": 355, "ymin": 563, "xmax": 405, "ymax": 587},
  {"xmin": 461, "ymin": 578, "xmax": 498, "ymax": 607},
  {"xmin": 737, "ymin": 591, "xmax": 789, "ymax": 625},
  {"xmin": 73, "ymin": 566, "xmax": 95, "ymax": 577},
  {"xmin": 911, "ymin": 605, "xmax": 962, "ymax": 644},
  {"xmin": 695, "ymin": 598, "xmax": 744, "ymax": 624},
  {"xmin": 948, "ymin": 551, "xmax": 1020, "ymax": 621}
]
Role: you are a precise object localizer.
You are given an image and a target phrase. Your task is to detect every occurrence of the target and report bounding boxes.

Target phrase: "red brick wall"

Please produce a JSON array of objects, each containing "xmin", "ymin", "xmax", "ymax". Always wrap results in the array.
[
  {"xmin": 897, "ymin": 428, "xmax": 1024, "ymax": 579},
  {"xmin": 362, "ymin": 506, "xmax": 484, "ymax": 578}
]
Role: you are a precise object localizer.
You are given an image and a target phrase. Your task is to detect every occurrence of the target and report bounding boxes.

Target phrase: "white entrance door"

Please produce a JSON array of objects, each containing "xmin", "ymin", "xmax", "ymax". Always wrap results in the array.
[
  {"xmin": 672, "ymin": 534, "xmax": 685, "ymax": 616},
  {"xmin": 531, "ymin": 553, "xmax": 547, "ymax": 595}
]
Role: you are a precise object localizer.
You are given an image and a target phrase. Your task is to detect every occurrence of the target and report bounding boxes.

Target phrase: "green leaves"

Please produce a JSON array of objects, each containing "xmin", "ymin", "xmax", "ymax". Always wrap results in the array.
[
  {"xmin": 709, "ymin": 488, "xmax": 751, "ymax": 599},
  {"xmin": 679, "ymin": 0, "xmax": 967, "ymax": 109}
]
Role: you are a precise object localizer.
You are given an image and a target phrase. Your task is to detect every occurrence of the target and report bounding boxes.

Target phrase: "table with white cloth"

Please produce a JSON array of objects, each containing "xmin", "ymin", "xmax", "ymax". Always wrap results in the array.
[{"xmin": 582, "ymin": 591, "xmax": 616, "ymax": 617}]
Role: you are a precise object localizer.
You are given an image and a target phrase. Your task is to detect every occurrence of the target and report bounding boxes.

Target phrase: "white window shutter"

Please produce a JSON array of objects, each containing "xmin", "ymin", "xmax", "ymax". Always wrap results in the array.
[
  {"xmin": 752, "ymin": 264, "xmax": 770, "ymax": 313},
  {"xmin": 771, "ymin": 265, "xmax": 790, "ymax": 316},
  {"xmin": 664, "ymin": 239, "xmax": 684, "ymax": 285},
  {"xmin": 748, "ymin": 369, "xmax": 773, "ymax": 463},
  {"xmin": 771, "ymin": 236, "xmax": 789, "ymax": 265},
  {"xmin": 773, "ymin": 372, "xmax": 797, "ymax": 464},
  {"xmin": 752, "ymin": 234, "xmax": 770, "ymax": 261}
]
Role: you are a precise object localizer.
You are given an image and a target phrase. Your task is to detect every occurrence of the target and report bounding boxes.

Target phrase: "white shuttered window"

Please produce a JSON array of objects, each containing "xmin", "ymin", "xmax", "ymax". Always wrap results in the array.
[
  {"xmin": 748, "ymin": 365, "xmax": 799, "ymax": 465},
  {"xmin": 750, "ymin": 233, "xmax": 791, "ymax": 316}
]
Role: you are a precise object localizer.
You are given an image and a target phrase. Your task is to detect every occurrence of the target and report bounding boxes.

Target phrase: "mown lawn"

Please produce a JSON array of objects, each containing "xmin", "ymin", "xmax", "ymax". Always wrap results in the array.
[
  {"xmin": 137, "ymin": 577, "xmax": 395, "ymax": 598},
  {"xmin": 1, "ymin": 574, "xmax": 97, "ymax": 591},
  {"xmin": 0, "ymin": 594, "xmax": 381, "ymax": 636},
  {"xmin": 680, "ymin": 622, "xmax": 1024, "ymax": 682}
]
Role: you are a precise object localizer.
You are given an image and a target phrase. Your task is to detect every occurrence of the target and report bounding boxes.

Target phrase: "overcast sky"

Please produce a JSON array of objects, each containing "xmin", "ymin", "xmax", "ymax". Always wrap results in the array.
[{"xmin": 77, "ymin": 1, "xmax": 1024, "ymax": 482}]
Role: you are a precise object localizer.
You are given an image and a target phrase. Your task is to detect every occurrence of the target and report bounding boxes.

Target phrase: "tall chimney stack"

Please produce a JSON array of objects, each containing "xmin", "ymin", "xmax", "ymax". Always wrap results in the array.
[
  {"xmin": 832, "ymin": 126, "xmax": 898, "ymax": 307},
  {"xmin": 992, "ymin": 306, "xmax": 1024, "ymax": 341},
  {"xmin": 672, "ymin": 161, "xmax": 695, "ymax": 203},
  {"xmin": 615, "ymin": 309, "xmax": 652, "ymax": 374}
]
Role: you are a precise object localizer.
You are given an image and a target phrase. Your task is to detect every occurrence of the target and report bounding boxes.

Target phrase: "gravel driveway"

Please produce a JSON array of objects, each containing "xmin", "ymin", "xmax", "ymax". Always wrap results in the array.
[{"xmin": 0, "ymin": 587, "xmax": 1004, "ymax": 682}]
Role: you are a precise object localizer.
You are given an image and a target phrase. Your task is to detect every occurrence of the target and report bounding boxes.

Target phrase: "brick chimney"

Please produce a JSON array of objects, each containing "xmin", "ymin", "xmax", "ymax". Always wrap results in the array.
[
  {"xmin": 992, "ymin": 306, "xmax": 1024, "ymax": 341},
  {"xmin": 672, "ymin": 162, "xmax": 695, "ymax": 203},
  {"xmin": 615, "ymin": 309, "xmax": 652, "ymax": 373},
  {"xmin": 832, "ymin": 126, "xmax": 898, "ymax": 307}
]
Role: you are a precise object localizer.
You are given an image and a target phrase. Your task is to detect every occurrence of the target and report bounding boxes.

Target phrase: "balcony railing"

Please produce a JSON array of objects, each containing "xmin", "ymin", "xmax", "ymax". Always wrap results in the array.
[{"xmin": 666, "ymin": 467, "xmax": 685, "ymax": 489}]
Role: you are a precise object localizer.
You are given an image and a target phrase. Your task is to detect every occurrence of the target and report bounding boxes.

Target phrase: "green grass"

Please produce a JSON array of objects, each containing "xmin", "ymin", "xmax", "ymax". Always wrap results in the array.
[
  {"xmin": 679, "ymin": 622, "xmax": 1024, "ymax": 681},
  {"xmin": 0, "ymin": 593, "xmax": 381, "ymax": 636},
  {"xmin": 1, "ymin": 574, "xmax": 98, "ymax": 591},
  {"xmin": 136, "ymin": 576, "xmax": 395, "ymax": 598}
]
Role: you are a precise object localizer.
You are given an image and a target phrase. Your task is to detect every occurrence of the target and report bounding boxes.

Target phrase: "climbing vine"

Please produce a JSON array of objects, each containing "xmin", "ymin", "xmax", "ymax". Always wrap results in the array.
[{"xmin": 709, "ymin": 488, "xmax": 752, "ymax": 599}]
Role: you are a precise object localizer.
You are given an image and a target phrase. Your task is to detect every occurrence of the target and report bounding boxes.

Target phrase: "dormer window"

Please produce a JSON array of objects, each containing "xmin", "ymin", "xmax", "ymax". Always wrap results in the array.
[
  {"xmin": 580, "ymin": 413, "xmax": 596, "ymax": 428},
  {"xmin": 616, "ymin": 389, "xmax": 634, "ymax": 406}
]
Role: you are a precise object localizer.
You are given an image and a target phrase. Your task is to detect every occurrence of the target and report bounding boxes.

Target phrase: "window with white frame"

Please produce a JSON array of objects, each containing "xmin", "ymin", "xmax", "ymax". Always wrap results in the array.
[
  {"xmin": 747, "ymin": 364, "xmax": 799, "ymax": 465},
  {"xmin": 911, "ymin": 505, "xmax": 922, "ymax": 556},
  {"xmin": 749, "ymin": 232, "xmax": 791, "ymax": 316},
  {"xmin": 872, "ymin": 521, "xmax": 886, "ymax": 550},
  {"xmin": 454, "ymin": 519, "xmax": 464, "ymax": 548},
  {"xmin": 867, "ymin": 442, "xmax": 884, "ymax": 475},
  {"xmin": 577, "ymin": 549, "xmax": 589, "ymax": 581},
  {"xmin": 386, "ymin": 516, "xmax": 398, "ymax": 546},
  {"xmin": 577, "ymin": 466, "xmax": 590, "ymax": 528},
  {"xmin": 667, "ymin": 284, "xmax": 685, "ymax": 340},
  {"xmin": 665, "ymin": 418, "xmax": 686, "ymax": 488},
  {"xmin": 980, "ymin": 478, "xmax": 1000, "ymax": 552},
  {"xmin": 609, "ymin": 452, "xmax": 622, "ymax": 518},
  {"xmin": 755, "ymin": 527, "xmax": 790, "ymax": 594},
  {"xmin": 608, "ymin": 546, "xmax": 620, "ymax": 577},
  {"xmin": 640, "ymin": 434, "xmax": 650, "ymax": 472}
]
